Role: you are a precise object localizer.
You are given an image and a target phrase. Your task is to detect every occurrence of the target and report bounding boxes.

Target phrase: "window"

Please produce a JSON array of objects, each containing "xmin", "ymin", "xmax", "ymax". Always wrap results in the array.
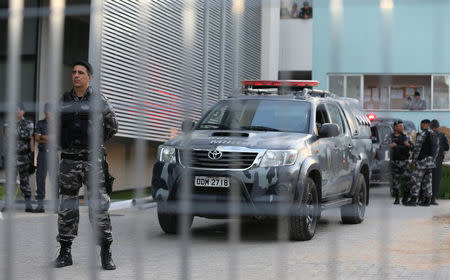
[
  {"xmin": 198, "ymin": 100, "xmax": 311, "ymax": 133},
  {"xmin": 433, "ymin": 76, "xmax": 449, "ymax": 110},
  {"xmin": 328, "ymin": 74, "xmax": 450, "ymax": 110},
  {"xmin": 329, "ymin": 75, "xmax": 344, "ymax": 97},
  {"xmin": 328, "ymin": 75, "xmax": 362, "ymax": 99},
  {"xmin": 327, "ymin": 103, "xmax": 345, "ymax": 135}
]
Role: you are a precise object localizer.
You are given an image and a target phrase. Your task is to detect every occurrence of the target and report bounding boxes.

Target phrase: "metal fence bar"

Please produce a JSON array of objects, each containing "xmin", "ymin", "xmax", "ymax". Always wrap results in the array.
[
  {"xmin": 378, "ymin": 1, "xmax": 394, "ymax": 278},
  {"xmin": 228, "ymin": 2, "xmax": 244, "ymax": 280},
  {"xmin": 179, "ymin": 1, "xmax": 196, "ymax": 279},
  {"xmin": 88, "ymin": 0, "xmax": 104, "ymax": 279},
  {"xmin": 328, "ymin": 0, "xmax": 341, "ymax": 279},
  {"xmin": 45, "ymin": 1, "xmax": 66, "ymax": 279},
  {"xmin": 3, "ymin": 1, "xmax": 23, "ymax": 279},
  {"xmin": 133, "ymin": 1, "xmax": 152, "ymax": 278}
]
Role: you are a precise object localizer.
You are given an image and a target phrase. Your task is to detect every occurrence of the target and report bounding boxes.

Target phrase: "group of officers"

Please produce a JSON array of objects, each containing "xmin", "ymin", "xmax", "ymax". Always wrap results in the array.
[
  {"xmin": 3, "ymin": 61, "xmax": 118, "ymax": 270},
  {"xmin": 390, "ymin": 119, "xmax": 449, "ymax": 206}
]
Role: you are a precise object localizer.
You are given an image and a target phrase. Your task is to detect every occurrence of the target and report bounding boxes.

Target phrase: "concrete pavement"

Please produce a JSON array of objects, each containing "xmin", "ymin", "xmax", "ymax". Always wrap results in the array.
[{"xmin": 0, "ymin": 185, "xmax": 449, "ymax": 280}]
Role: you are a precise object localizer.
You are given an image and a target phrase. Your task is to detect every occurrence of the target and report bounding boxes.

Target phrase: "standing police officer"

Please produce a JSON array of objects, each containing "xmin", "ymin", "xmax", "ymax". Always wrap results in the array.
[
  {"xmin": 390, "ymin": 120, "xmax": 412, "ymax": 204},
  {"xmin": 405, "ymin": 119, "xmax": 438, "ymax": 206},
  {"xmin": 34, "ymin": 103, "xmax": 58, "ymax": 213},
  {"xmin": 3, "ymin": 103, "xmax": 35, "ymax": 212},
  {"xmin": 54, "ymin": 61, "xmax": 118, "ymax": 270},
  {"xmin": 430, "ymin": 119, "xmax": 449, "ymax": 205}
]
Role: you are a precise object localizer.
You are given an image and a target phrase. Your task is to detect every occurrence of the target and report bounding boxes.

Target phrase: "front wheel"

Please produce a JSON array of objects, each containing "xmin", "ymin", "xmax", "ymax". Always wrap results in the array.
[
  {"xmin": 157, "ymin": 201, "xmax": 193, "ymax": 234},
  {"xmin": 341, "ymin": 173, "xmax": 367, "ymax": 224},
  {"xmin": 289, "ymin": 177, "xmax": 319, "ymax": 241}
]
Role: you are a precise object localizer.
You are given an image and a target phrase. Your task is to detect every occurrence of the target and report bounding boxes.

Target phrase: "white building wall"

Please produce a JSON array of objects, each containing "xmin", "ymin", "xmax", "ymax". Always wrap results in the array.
[{"xmin": 279, "ymin": 19, "xmax": 312, "ymax": 72}]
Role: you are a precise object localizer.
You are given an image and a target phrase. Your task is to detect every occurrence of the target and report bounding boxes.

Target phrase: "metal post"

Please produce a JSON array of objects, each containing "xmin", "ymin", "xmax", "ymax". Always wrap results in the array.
[
  {"xmin": 201, "ymin": 0, "xmax": 210, "ymax": 113},
  {"xmin": 4, "ymin": 1, "xmax": 24, "ymax": 279}
]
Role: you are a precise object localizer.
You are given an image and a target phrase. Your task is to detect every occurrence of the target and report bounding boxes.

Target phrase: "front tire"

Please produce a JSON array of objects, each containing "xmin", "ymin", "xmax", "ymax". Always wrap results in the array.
[
  {"xmin": 341, "ymin": 173, "xmax": 367, "ymax": 224},
  {"xmin": 290, "ymin": 177, "xmax": 319, "ymax": 241},
  {"xmin": 157, "ymin": 201, "xmax": 193, "ymax": 234}
]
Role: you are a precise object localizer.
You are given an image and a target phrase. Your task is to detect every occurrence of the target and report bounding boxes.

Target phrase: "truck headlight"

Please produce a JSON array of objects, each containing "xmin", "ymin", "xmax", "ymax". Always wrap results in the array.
[
  {"xmin": 158, "ymin": 146, "xmax": 177, "ymax": 164},
  {"xmin": 259, "ymin": 150, "xmax": 298, "ymax": 167}
]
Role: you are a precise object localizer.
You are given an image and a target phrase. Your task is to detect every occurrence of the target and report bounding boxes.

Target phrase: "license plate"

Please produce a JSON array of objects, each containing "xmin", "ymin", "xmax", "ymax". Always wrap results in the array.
[{"xmin": 194, "ymin": 176, "xmax": 230, "ymax": 188}]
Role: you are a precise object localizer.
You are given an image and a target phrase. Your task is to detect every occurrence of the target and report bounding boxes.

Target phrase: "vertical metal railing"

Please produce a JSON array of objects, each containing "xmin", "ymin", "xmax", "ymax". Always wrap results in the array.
[
  {"xmin": 45, "ymin": 1, "xmax": 66, "ymax": 280},
  {"xmin": 4, "ymin": 1, "xmax": 23, "ymax": 279}
]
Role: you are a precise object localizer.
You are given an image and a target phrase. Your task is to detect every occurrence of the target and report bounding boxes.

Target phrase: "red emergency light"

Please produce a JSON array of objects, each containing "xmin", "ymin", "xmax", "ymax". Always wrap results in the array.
[
  {"xmin": 367, "ymin": 114, "xmax": 376, "ymax": 121},
  {"xmin": 241, "ymin": 80, "xmax": 320, "ymax": 87}
]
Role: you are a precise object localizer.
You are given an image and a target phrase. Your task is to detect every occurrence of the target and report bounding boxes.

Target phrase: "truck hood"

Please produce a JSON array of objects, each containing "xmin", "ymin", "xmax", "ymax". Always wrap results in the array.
[{"xmin": 163, "ymin": 130, "xmax": 313, "ymax": 150}]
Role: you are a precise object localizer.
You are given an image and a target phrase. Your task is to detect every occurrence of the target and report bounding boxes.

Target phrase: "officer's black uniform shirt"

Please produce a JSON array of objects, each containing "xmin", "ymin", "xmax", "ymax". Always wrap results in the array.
[{"xmin": 391, "ymin": 132, "xmax": 411, "ymax": 161}]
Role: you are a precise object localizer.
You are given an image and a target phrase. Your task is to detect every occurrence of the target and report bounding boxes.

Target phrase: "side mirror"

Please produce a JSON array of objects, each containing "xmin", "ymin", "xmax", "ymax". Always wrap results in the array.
[
  {"xmin": 181, "ymin": 119, "xmax": 195, "ymax": 133},
  {"xmin": 318, "ymin": 123, "xmax": 340, "ymax": 138}
]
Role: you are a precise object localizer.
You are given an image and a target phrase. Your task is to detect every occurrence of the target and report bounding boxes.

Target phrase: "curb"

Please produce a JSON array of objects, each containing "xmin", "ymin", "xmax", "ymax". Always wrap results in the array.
[{"xmin": 109, "ymin": 196, "xmax": 154, "ymax": 211}]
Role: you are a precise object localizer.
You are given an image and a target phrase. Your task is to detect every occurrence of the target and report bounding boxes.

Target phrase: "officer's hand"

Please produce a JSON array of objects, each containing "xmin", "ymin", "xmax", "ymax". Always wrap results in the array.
[
  {"xmin": 391, "ymin": 142, "xmax": 397, "ymax": 147},
  {"xmin": 403, "ymin": 141, "xmax": 410, "ymax": 147}
]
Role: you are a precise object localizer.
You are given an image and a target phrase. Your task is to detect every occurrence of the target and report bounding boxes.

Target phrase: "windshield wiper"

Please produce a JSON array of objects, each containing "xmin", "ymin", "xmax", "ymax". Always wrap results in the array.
[
  {"xmin": 198, "ymin": 123, "xmax": 230, "ymax": 130},
  {"xmin": 239, "ymin": 125, "xmax": 280, "ymax": 131}
]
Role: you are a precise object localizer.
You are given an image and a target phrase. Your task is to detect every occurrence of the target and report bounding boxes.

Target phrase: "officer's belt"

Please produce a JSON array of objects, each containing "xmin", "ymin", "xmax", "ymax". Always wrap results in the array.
[{"xmin": 61, "ymin": 153, "xmax": 89, "ymax": 161}]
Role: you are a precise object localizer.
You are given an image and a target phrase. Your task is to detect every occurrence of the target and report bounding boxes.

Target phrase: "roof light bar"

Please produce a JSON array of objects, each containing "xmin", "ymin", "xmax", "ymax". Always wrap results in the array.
[{"xmin": 241, "ymin": 80, "xmax": 320, "ymax": 87}]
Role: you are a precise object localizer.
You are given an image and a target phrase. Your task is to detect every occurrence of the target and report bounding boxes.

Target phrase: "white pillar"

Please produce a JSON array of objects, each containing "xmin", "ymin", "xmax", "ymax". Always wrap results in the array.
[{"xmin": 261, "ymin": 0, "xmax": 280, "ymax": 80}]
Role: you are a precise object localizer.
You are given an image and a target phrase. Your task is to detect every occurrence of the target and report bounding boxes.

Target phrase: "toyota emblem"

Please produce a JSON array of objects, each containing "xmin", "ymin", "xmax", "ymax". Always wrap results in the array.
[{"xmin": 208, "ymin": 149, "xmax": 223, "ymax": 160}]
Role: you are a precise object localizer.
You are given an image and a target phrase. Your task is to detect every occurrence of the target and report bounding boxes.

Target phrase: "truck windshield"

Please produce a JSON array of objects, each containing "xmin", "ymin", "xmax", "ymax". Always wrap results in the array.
[{"xmin": 197, "ymin": 99, "xmax": 310, "ymax": 133}]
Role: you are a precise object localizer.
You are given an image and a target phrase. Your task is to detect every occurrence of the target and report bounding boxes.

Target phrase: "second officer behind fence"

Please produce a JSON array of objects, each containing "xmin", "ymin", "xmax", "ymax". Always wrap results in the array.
[
  {"xmin": 54, "ymin": 61, "xmax": 118, "ymax": 270},
  {"xmin": 390, "ymin": 120, "xmax": 412, "ymax": 205},
  {"xmin": 405, "ymin": 119, "xmax": 437, "ymax": 206}
]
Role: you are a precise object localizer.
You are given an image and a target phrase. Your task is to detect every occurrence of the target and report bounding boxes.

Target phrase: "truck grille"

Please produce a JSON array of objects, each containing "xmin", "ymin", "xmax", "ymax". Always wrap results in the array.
[{"xmin": 180, "ymin": 150, "xmax": 258, "ymax": 169}]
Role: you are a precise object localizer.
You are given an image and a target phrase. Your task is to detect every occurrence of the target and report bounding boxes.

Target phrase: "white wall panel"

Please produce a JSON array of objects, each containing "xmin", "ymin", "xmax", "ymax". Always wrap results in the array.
[{"xmin": 99, "ymin": 0, "xmax": 261, "ymax": 142}]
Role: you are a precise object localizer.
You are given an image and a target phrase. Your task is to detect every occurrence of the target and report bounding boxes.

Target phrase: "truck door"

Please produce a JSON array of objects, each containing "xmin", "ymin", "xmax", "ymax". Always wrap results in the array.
[
  {"xmin": 315, "ymin": 104, "xmax": 334, "ymax": 197},
  {"xmin": 326, "ymin": 102, "xmax": 353, "ymax": 194}
]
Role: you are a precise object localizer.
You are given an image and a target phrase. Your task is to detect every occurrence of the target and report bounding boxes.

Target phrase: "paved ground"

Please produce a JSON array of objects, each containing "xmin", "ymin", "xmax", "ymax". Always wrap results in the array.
[{"xmin": 0, "ymin": 185, "xmax": 449, "ymax": 280}]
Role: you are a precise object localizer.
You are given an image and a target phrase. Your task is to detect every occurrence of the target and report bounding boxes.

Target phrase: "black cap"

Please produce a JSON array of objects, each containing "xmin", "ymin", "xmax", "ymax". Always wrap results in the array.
[
  {"xmin": 72, "ymin": 60, "xmax": 93, "ymax": 76},
  {"xmin": 421, "ymin": 119, "xmax": 431, "ymax": 124},
  {"xmin": 393, "ymin": 120, "xmax": 403, "ymax": 127},
  {"xmin": 17, "ymin": 102, "xmax": 25, "ymax": 111},
  {"xmin": 430, "ymin": 119, "xmax": 440, "ymax": 128},
  {"xmin": 414, "ymin": 91, "xmax": 421, "ymax": 97}
]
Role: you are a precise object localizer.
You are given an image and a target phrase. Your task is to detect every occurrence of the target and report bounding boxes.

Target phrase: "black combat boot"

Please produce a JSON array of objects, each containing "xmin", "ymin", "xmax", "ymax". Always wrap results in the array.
[
  {"xmin": 393, "ymin": 189, "xmax": 400, "ymax": 205},
  {"xmin": 405, "ymin": 196, "xmax": 418, "ymax": 207},
  {"xmin": 54, "ymin": 241, "xmax": 73, "ymax": 268},
  {"xmin": 100, "ymin": 241, "xmax": 116, "ymax": 270},
  {"xmin": 430, "ymin": 197, "xmax": 439, "ymax": 206},
  {"xmin": 25, "ymin": 199, "xmax": 35, "ymax": 213},
  {"xmin": 401, "ymin": 194, "xmax": 409, "ymax": 205},
  {"xmin": 35, "ymin": 200, "xmax": 45, "ymax": 213},
  {"xmin": 419, "ymin": 197, "xmax": 431, "ymax": 207}
]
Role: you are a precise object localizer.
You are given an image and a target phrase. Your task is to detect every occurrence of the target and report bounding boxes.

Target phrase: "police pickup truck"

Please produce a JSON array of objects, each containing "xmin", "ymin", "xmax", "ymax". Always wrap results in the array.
[{"xmin": 152, "ymin": 80, "xmax": 372, "ymax": 240}]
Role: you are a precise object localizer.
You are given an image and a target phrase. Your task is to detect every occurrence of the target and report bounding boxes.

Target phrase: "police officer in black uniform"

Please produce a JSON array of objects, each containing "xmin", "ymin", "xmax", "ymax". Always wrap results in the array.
[
  {"xmin": 54, "ymin": 61, "xmax": 118, "ymax": 270},
  {"xmin": 390, "ymin": 120, "xmax": 412, "ymax": 204},
  {"xmin": 430, "ymin": 119, "xmax": 449, "ymax": 205},
  {"xmin": 405, "ymin": 119, "xmax": 438, "ymax": 206}
]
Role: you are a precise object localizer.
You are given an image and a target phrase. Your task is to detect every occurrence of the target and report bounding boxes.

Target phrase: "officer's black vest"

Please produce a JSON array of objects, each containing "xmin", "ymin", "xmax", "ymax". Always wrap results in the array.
[
  {"xmin": 60, "ymin": 91, "xmax": 91, "ymax": 149},
  {"xmin": 418, "ymin": 129, "xmax": 438, "ymax": 160}
]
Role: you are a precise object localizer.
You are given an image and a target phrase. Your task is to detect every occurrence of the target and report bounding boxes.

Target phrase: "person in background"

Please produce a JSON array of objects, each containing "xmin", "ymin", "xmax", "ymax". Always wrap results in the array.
[
  {"xmin": 3, "ymin": 103, "xmax": 35, "ymax": 212},
  {"xmin": 390, "ymin": 120, "xmax": 412, "ymax": 205},
  {"xmin": 430, "ymin": 119, "xmax": 449, "ymax": 205},
  {"xmin": 290, "ymin": 3, "xmax": 300, "ymax": 18},
  {"xmin": 405, "ymin": 120, "xmax": 437, "ymax": 206},
  {"xmin": 299, "ymin": 1, "xmax": 313, "ymax": 19},
  {"xmin": 402, "ymin": 96, "xmax": 412, "ymax": 109},
  {"xmin": 410, "ymin": 91, "xmax": 426, "ymax": 110},
  {"xmin": 34, "ymin": 102, "xmax": 59, "ymax": 213}
]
